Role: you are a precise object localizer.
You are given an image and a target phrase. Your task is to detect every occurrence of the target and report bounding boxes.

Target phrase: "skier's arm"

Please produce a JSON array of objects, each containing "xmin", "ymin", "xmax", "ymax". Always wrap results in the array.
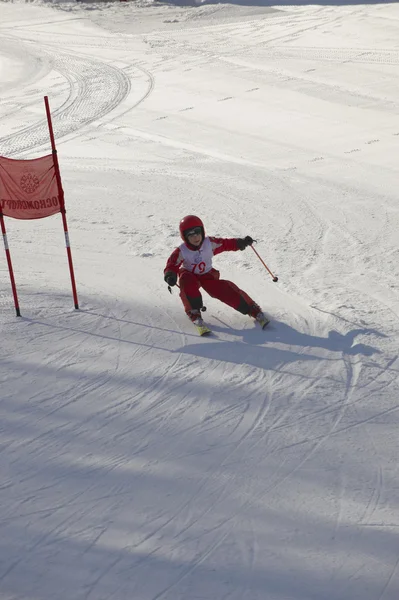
[
  {"xmin": 164, "ymin": 247, "xmax": 183, "ymax": 285},
  {"xmin": 210, "ymin": 236, "xmax": 254, "ymax": 255}
]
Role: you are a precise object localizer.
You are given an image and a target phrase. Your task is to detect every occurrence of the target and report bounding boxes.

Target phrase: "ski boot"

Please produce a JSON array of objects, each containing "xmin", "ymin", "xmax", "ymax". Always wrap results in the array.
[{"xmin": 248, "ymin": 304, "xmax": 270, "ymax": 329}]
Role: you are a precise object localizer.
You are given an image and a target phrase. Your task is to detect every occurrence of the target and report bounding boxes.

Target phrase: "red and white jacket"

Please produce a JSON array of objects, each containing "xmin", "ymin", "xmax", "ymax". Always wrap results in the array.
[{"xmin": 165, "ymin": 237, "xmax": 240, "ymax": 277}]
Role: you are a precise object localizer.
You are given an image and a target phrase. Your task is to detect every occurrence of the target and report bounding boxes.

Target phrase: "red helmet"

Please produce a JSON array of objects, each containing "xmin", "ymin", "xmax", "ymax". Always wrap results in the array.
[{"xmin": 179, "ymin": 215, "xmax": 205, "ymax": 242}]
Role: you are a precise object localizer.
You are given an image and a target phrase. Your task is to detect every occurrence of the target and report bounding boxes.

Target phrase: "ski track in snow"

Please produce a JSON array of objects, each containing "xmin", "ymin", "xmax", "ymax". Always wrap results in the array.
[
  {"xmin": 1, "ymin": 2, "xmax": 399, "ymax": 600},
  {"xmin": 0, "ymin": 27, "xmax": 154, "ymax": 156}
]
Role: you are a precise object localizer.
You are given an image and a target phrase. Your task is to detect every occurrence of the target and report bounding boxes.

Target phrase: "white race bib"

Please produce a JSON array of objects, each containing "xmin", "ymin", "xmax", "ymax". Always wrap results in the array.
[{"xmin": 180, "ymin": 237, "xmax": 213, "ymax": 274}]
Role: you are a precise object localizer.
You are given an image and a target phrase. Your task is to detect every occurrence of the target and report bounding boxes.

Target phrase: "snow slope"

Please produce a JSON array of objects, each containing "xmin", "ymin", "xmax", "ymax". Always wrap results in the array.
[{"xmin": 1, "ymin": 1, "xmax": 399, "ymax": 599}]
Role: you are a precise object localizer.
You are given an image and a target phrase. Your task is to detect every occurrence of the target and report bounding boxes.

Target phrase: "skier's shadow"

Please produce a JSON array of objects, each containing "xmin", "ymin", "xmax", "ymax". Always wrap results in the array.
[
  {"xmin": 254, "ymin": 321, "xmax": 383, "ymax": 355},
  {"xmin": 181, "ymin": 319, "xmax": 383, "ymax": 370}
]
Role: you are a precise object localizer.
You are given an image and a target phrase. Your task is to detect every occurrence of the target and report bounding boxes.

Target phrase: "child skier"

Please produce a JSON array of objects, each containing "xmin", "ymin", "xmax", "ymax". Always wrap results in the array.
[{"xmin": 164, "ymin": 215, "xmax": 269, "ymax": 331}]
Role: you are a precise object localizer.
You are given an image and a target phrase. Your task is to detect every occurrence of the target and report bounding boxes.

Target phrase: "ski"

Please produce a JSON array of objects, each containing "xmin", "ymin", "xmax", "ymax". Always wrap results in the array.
[
  {"xmin": 193, "ymin": 319, "xmax": 212, "ymax": 336},
  {"xmin": 195, "ymin": 323, "xmax": 212, "ymax": 336},
  {"xmin": 190, "ymin": 314, "xmax": 269, "ymax": 335}
]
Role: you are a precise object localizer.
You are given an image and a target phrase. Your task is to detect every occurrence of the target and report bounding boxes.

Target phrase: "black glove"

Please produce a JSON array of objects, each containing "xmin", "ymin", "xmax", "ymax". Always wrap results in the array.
[
  {"xmin": 237, "ymin": 236, "xmax": 254, "ymax": 251},
  {"xmin": 164, "ymin": 271, "xmax": 177, "ymax": 287}
]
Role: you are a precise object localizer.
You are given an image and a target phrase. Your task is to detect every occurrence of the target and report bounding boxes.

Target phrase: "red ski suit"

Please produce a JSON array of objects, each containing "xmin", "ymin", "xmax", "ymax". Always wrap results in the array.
[{"xmin": 164, "ymin": 236, "xmax": 258, "ymax": 316}]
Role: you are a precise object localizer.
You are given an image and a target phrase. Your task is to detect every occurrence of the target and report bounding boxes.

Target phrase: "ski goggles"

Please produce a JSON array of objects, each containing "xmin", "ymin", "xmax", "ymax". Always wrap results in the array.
[{"xmin": 185, "ymin": 227, "xmax": 202, "ymax": 237}]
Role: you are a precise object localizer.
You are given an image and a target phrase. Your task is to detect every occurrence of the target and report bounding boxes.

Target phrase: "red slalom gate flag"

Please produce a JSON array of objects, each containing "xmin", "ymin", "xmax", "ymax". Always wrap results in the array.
[
  {"xmin": 0, "ymin": 154, "xmax": 61, "ymax": 220},
  {"xmin": 1, "ymin": 95, "xmax": 78, "ymax": 317}
]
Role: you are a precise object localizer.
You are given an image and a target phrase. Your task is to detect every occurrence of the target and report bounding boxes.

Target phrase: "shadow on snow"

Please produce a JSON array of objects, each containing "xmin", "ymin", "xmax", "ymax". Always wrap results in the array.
[
  {"xmin": 1, "ymin": 295, "xmax": 398, "ymax": 600},
  {"xmin": 180, "ymin": 319, "xmax": 382, "ymax": 369}
]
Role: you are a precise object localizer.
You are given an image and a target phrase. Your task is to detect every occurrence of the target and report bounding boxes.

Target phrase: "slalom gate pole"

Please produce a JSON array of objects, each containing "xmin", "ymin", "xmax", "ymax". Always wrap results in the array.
[
  {"xmin": 250, "ymin": 245, "xmax": 278, "ymax": 282},
  {"xmin": 0, "ymin": 212, "xmax": 21, "ymax": 316},
  {"xmin": 44, "ymin": 96, "xmax": 79, "ymax": 310}
]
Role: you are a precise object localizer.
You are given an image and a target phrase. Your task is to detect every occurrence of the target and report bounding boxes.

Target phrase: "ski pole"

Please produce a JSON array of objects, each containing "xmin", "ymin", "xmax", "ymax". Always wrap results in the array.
[
  {"xmin": 250, "ymin": 245, "xmax": 278, "ymax": 282},
  {"xmin": 168, "ymin": 282, "xmax": 180, "ymax": 293}
]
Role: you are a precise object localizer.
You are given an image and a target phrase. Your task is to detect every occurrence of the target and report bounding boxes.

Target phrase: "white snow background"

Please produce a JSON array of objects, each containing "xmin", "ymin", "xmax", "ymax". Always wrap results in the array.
[{"xmin": 1, "ymin": 1, "xmax": 399, "ymax": 599}]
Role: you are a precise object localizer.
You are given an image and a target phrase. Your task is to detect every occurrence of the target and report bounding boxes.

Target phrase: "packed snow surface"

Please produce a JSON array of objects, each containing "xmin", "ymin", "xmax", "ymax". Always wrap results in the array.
[{"xmin": 1, "ymin": 1, "xmax": 399, "ymax": 598}]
